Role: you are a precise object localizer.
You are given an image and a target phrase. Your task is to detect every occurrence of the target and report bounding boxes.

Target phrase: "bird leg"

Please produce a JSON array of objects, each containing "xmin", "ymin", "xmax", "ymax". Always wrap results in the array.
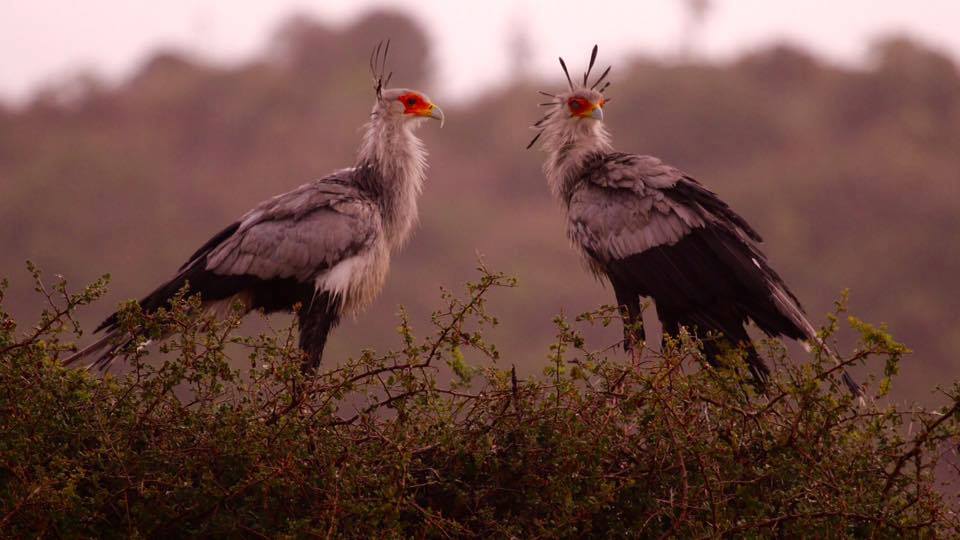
[
  {"xmin": 297, "ymin": 292, "xmax": 341, "ymax": 374},
  {"xmin": 613, "ymin": 286, "xmax": 645, "ymax": 361},
  {"xmin": 630, "ymin": 339, "xmax": 643, "ymax": 366},
  {"xmin": 621, "ymin": 313, "xmax": 645, "ymax": 367}
]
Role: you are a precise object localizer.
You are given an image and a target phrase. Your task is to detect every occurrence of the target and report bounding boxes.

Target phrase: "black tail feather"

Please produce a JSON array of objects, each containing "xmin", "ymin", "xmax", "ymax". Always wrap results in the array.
[
  {"xmin": 62, "ymin": 328, "xmax": 133, "ymax": 371},
  {"xmin": 698, "ymin": 332, "xmax": 770, "ymax": 393}
]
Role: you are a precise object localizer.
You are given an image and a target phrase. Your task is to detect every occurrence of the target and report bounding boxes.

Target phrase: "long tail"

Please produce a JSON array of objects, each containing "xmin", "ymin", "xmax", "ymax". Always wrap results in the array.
[
  {"xmin": 801, "ymin": 337, "xmax": 863, "ymax": 398},
  {"xmin": 62, "ymin": 328, "xmax": 133, "ymax": 371},
  {"xmin": 793, "ymin": 314, "xmax": 862, "ymax": 398},
  {"xmin": 767, "ymin": 280, "xmax": 863, "ymax": 398}
]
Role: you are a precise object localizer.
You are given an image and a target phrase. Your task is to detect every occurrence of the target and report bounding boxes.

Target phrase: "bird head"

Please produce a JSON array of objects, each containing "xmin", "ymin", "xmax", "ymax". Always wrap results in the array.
[
  {"xmin": 369, "ymin": 41, "xmax": 444, "ymax": 128},
  {"xmin": 527, "ymin": 45, "xmax": 611, "ymax": 150},
  {"xmin": 378, "ymin": 88, "xmax": 444, "ymax": 127}
]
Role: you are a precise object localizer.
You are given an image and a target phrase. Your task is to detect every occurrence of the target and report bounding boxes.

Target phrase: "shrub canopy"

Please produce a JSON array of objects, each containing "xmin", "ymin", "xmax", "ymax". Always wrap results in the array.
[{"xmin": 1, "ymin": 264, "xmax": 958, "ymax": 537}]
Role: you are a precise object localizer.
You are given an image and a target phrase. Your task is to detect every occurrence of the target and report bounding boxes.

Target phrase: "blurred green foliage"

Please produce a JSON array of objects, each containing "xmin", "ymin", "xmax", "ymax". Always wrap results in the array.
[{"xmin": 0, "ymin": 11, "xmax": 958, "ymax": 405}]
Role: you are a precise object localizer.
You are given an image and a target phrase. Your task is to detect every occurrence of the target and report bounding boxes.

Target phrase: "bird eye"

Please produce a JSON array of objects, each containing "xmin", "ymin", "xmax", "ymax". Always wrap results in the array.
[
  {"xmin": 406, "ymin": 98, "xmax": 417, "ymax": 106},
  {"xmin": 569, "ymin": 100, "xmax": 581, "ymax": 110}
]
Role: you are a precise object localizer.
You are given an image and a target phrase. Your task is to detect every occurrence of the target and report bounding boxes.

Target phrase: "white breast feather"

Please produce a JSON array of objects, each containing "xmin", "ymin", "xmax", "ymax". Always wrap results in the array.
[
  {"xmin": 318, "ymin": 256, "xmax": 362, "ymax": 298},
  {"xmin": 314, "ymin": 244, "xmax": 389, "ymax": 317}
]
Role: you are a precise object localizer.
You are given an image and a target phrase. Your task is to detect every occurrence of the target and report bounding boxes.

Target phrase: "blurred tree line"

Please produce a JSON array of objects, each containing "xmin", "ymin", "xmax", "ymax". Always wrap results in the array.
[{"xmin": 0, "ymin": 10, "xmax": 957, "ymax": 404}]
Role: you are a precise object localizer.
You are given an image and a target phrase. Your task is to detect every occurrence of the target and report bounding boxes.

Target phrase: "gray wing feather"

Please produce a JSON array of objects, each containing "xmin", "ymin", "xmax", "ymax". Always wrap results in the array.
[
  {"xmin": 569, "ymin": 155, "xmax": 704, "ymax": 261},
  {"xmin": 205, "ymin": 171, "xmax": 379, "ymax": 282},
  {"xmin": 572, "ymin": 152, "xmax": 809, "ymax": 326},
  {"xmin": 570, "ymin": 153, "xmax": 860, "ymax": 394}
]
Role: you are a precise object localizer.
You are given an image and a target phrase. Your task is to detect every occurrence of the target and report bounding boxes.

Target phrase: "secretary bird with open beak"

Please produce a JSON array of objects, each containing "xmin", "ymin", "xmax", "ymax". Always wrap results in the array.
[
  {"xmin": 64, "ymin": 41, "xmax": 444, "ymax": 372},
  {"xmin": 528, "ymin": 45, "xmax": 859, "ymax": 395}
]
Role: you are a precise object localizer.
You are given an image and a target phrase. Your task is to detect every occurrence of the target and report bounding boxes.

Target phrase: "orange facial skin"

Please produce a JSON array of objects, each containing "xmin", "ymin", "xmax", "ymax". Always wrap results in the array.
[
  {"xmin": 567, "ymin": 96, "xmax": 604, "ymax": 117},
  {"xmin": 398, "ymin": 92, "xmax": 434, "ymax": 116}
]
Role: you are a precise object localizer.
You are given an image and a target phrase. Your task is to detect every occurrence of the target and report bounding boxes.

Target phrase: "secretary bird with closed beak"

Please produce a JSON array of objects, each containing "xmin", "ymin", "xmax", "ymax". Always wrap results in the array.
[
  {"xmin": 528, "ymin": 45, "xmax": 859, "ymax": 395},
  {"xmin": 65, "ymin": 41, "xmax": 443, "ymax": 372}
]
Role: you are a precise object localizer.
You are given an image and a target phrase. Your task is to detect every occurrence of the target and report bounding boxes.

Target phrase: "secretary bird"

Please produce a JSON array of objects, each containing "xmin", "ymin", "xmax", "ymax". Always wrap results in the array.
[
  {"xmin": 528, "ymin": 46, "xmax": 859, "ymax": 395},
  {"xmin": 65, "ymin": 41, "xmax": 443, "ymax": 371}
]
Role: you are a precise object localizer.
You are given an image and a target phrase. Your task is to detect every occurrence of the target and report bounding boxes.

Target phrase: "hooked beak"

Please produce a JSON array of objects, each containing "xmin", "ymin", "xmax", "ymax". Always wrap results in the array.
[
  {"xmin": 573, "ymin": 101, "xmax": 604, "ymax": 121},
  {"xmin": 590, "ymin": 104, "xmax": 603, "ymax": 121},
  {"xmin": 425, "ymin": 104, "xmax": 444, "ymax": 127}
]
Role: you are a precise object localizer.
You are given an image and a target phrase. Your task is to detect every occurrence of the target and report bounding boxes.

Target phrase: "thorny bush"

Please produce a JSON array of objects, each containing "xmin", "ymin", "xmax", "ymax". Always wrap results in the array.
[{"xmin": 1, "ymin": 262, "xmax": 958, "ymax": 537}]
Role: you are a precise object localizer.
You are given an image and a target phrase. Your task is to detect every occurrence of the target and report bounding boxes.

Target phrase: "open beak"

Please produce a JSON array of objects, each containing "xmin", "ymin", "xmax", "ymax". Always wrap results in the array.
[{"xmin": 425, "ymin": 104, "xmax": 444, "ymax": 127}]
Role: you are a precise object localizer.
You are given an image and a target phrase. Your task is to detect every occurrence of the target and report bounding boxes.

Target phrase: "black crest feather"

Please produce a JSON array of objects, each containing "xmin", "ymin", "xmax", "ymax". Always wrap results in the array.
[
  {"xmin": 370, "ymin": 39, "xmax": 392, "ymax": 98},
  {"xmin": 558, "ymin": 57, "xmax": 574, "ymax": 91},
  {"xmin": 591, "ymin": 65, "xmax": 612, "ymax": 90},
  {"xmin": 525, "ymin": 131, "xmax": 543, "ymax": 150},
  {"xmin": 528, "ymin": 46, "xmax": 614, "ymax": 150},
  {"xmin": 584, "ymin": 44, "xmax": 598, "ymax": 86}
]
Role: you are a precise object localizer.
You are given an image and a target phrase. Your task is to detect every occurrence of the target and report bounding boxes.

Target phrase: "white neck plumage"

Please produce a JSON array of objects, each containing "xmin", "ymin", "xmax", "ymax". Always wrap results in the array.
[
  {"xmin": 356, "ymin": 112, "xmax": 427, "ymax": 251},
  {"xmin": 542, "ymin": 120, "xmax": 613, "ymax": 200}
]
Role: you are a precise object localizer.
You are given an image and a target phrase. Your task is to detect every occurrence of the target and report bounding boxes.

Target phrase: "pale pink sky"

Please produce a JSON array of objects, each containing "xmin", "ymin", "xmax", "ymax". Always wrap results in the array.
[{"xmin": 2, "ymin": 0, "xmax": 959, "ymax": 104}]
